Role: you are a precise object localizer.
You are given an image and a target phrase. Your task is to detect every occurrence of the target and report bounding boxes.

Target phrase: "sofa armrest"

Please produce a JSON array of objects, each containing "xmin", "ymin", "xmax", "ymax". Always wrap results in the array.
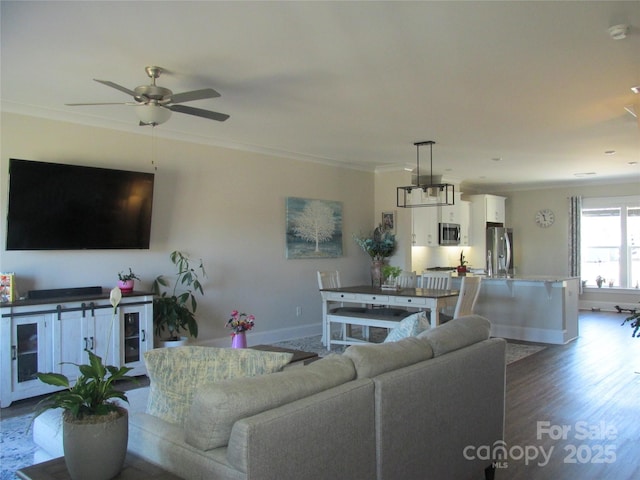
[{"xmin": 227, "ymin": 379, "xmax": 376, "ymax": 480}]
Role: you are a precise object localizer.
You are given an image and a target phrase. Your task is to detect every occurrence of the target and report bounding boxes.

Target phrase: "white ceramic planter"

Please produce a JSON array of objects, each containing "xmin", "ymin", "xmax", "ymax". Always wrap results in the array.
[{"xmin": 63, "ymin": 407, "xmax": 128, "ymax": 480}]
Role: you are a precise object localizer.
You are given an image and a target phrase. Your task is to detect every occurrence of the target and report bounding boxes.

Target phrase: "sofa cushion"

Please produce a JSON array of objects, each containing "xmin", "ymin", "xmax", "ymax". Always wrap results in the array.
[
  {"xmin": 417, "ymin": 314, "xmax": 491, "ymax": 356},
  {"xmin": 343, "ymin": 336, "xmax": 433, "ymax": 378},
  {"xmin": 144, "ymin": 346, "xmax": 293, "ymax": 425},
  {"xmin": 383, "ymin": 311, "xmax": 430, "ymax": 343},
  {"xmin": 184, "ymin": 354, "xmax": 356, "ymax": 450}
]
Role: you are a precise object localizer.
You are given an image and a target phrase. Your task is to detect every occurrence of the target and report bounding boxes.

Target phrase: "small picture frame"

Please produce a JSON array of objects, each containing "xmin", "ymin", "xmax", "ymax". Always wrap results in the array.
[{"xmin": 381, "ymin": 211, "xmax": 396, "ymax": 233}]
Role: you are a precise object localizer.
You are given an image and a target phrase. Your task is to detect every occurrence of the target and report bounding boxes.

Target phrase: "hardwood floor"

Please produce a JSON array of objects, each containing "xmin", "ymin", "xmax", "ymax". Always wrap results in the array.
[
  {"xmin": 2, "ymin": 311, "xmax": 638, "ymax": 479},
  {"xmin": 495, "ymin": 310, "xmax": 640, "ymax": 479}
]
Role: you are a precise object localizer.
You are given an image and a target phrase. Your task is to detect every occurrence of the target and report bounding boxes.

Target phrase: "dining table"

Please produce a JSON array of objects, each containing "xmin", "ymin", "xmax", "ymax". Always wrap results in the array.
[{"xmin": 319, "ymin": 285, "xmax": 459, "ymax": 347}]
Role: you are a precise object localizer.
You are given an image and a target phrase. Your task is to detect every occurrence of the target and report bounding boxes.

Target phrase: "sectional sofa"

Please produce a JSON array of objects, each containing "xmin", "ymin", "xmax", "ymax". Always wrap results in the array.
[{"xmin": 125, "ymin": 315, "xmax": 506, "ymax": 480}]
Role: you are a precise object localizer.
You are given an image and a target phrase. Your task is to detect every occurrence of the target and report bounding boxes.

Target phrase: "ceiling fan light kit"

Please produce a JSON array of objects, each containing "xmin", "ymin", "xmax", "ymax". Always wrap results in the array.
[
  {"xmin": 397, "ymin": 141, "xmax": 455, "ymax": 208},
  {"xmin": 66, "ymin": 66, "xmax": 229, "ymax": 126},
  {"xmin": 608, "ymin": 24, "xmax": 628, "ymax": 40},
  {"xmin": 136, "ymin": 104, "xmax": 172, "ymax": 126}
]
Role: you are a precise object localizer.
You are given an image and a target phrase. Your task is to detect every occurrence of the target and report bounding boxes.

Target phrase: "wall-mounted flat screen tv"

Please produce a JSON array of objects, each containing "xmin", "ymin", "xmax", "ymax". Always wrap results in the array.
[{"xmin": 6, "ymin": 159, "xmax": 155, "ymax": 250}]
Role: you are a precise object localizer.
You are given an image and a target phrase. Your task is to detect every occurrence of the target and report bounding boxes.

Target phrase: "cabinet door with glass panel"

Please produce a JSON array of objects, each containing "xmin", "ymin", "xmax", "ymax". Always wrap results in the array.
[
  {"xmin": 119, "ymin": 298, "xmax": 153, "ymax": 376},
  {"xmin": 1, "ymin": 312, "xmax": 54, "ymax": 406}
]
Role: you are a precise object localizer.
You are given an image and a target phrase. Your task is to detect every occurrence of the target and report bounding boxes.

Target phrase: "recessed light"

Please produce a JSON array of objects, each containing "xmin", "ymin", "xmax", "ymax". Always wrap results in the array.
[
  {"xmin": 574, "ymin": 172, "xmax": 597, "ymax": 177},
  {"xmin": 604, "ymin": 150, "xmax": 616, "ymax": 155},
  {"xmin": 491, "ymin": 157, "xmax": 501, "ymax": 162},
  {"xmin": 629, "ymin": 162, "xmax": 638, "ymax": 166}
]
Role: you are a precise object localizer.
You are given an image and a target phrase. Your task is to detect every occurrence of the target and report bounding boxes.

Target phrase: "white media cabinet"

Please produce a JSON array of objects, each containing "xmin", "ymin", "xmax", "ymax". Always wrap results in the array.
[{"xmin": 0, "ymin": 290, "xmax": 153, "ymax": 407}]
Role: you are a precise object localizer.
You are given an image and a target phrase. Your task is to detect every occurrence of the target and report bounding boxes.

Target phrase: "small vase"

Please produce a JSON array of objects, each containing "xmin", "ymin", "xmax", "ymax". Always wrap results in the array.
[
  {"xmin": 231, "ymin": 332, "xmax": 247, "ymax": 348},
  {"xmin": 371, "ymin": 260, "xmax": 384, "ymax": 287}
]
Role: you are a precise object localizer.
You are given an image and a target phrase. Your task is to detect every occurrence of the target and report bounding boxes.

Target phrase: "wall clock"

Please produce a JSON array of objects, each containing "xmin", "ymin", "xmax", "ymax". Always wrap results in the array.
[{"xmin": 535, "ymin": 209, "xmax": 555, "ymax": 228}]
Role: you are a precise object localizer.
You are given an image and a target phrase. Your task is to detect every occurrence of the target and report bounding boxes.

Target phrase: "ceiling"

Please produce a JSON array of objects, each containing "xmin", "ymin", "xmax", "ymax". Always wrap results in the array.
[{"xmin": 1, "ymin": 1, "xmax": 639, "ymax": 191}]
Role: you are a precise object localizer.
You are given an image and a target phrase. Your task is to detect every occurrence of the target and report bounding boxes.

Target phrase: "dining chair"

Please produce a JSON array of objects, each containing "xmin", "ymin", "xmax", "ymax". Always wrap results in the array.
[
  {"xmin": 440, "ymin": 276, "xmax": 482, "ymax": 322},
  {"xmin": 317, "ymin": 270, "xmax": 367, "ymax": 341},
  {"xmin": 420, "ymin": 271, "xmax": 453, "ymax": 290},
  {"xmin": 317, "ymin": 270, "xmax": 341, "ymax": 290},
  {"xmin": 396, "ymin": 271, "xmax": 417, "ymax": 288},
  {"xmin": 452, "ymin": 276, "xmax": 482, "ymax": 318}
]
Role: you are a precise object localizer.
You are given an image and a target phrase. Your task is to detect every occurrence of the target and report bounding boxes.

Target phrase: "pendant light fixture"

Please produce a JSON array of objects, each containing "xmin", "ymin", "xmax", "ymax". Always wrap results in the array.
[{"xmin": 397, "ymin": 141, "xmax": 455, "ymax": 208}]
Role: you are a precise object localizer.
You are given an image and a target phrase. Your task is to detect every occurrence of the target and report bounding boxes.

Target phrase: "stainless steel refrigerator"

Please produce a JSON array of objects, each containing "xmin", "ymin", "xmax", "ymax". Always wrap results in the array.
[{"xmin": 486, "ymin": 227, "xmax": 514, "ymax": 277}]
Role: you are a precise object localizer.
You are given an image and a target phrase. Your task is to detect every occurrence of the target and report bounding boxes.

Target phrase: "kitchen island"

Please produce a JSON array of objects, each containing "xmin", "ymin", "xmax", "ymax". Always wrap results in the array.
[{"xmin": 452, "ymin": 275, "xmax": 580, "ymax": 344}]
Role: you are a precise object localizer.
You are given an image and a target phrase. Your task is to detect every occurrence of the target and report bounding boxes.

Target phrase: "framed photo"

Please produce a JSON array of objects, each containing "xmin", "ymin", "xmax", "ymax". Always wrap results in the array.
[
  {"xmin": 381, "ymin": 211, "xmax": 396, "ymax": 233},
  {"xmin": 285, "ymin": 197, "xmax": 343, "ymax": 259}
]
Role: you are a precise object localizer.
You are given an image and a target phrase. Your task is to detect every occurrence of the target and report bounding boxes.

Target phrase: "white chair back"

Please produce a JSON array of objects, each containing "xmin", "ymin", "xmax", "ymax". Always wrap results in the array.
[
  {"xmin": 453, "ymin": 276, "xmax": 482, "ymax": 318},
  {"xmin": 396, "ymin": 271, "xmax": 417, "ymax": 288},
  {"xmin": 420, "ymin": 271, "xmax": 452, "ymax": 290},
  {"xmin": 317, "ymin": 271, "xmax": 341, "ymax": 289}
]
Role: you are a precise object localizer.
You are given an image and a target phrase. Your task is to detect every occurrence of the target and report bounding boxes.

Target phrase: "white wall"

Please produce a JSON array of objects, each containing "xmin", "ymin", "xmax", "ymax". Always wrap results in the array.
[
  {"xmin": 0, "ymin": 113, "xmax": 375, "ymax": 345},
  {"xmin": 496, "ymin": 183, "xmax": 640, "ymax": 309}
]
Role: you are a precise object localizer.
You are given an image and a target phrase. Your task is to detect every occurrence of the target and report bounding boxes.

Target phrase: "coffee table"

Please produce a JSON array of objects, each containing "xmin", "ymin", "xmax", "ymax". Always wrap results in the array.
[
  {"xmin": 16, "ymin": 452, "xmax": 182, "ymax": 480},
  {"xmin": 250, "ymin": 344, "xmax": 319, "ymax": 365}
]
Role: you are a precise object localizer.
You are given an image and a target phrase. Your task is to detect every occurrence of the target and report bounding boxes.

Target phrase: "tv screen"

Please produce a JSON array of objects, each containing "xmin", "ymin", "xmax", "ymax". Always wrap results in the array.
[{"xmin": 6, "ymin": 159, "xmax": 155, "ymax": 250}]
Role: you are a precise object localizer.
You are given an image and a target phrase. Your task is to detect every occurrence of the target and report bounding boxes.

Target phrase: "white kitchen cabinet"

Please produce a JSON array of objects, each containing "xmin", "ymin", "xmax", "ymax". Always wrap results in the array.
[
  {"xmin": 412, "ymin": 205, "xmax": 438, "ymax": 246},
  {"xmin": 0, "ymin": 292, "xmax": 152, "ymax": 407},
  {"xmin": 458, "ymin": 200, "xmax": 470, "ymax": 246},
  {"xmin": 484, "ymin": 194, "xmax": 506, "ymax": 223}
]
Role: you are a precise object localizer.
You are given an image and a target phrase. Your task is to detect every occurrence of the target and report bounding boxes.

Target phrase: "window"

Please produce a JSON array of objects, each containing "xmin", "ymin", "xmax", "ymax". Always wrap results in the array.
[{"xmin": 581, "ymin": 196, "xmax": 640, "ymax": 288}]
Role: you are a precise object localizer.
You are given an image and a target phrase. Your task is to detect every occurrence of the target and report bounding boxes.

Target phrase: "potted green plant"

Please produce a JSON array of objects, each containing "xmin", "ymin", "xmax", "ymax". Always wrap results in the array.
[
  {"xmin": 34, "ymin": 288, "xmax": 133, "ymax": 480},
  {"xmin": 353, "ymin": 225, "xmax": 397, "ymax": 287},
  {"xmin": 381, "ymin": 265, "xmax": 402, "ymax": 289},
  {"xmin": 117, "ymin": 268, "xmax": 140, "ymax": 293},
  {"xmin": 457, "ymin": 250, "xmax": 468, "ymax": 276},
  {"xmin": 622, "ymin": 306, "xmax": 639, "ymax": 338},
  {"xmin": 152, "ymin": 250, "xmax": 206, "ymax": 347}
]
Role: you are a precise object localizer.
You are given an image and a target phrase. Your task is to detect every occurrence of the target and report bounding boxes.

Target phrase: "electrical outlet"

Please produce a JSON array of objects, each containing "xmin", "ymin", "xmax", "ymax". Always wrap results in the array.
[{"xmin": 296, "ymin": 306, "xmax": 301, "ymax": 316}]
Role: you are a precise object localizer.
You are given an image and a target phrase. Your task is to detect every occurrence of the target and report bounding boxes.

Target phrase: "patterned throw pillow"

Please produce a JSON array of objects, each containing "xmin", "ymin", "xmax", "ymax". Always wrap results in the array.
[
  {"xmin": 144, "ymin": 346, "xmax": 293, "ymax": 425},
  {"xmin": 383, "ymin": 311, "xmax": 430, "ymax": 343}
]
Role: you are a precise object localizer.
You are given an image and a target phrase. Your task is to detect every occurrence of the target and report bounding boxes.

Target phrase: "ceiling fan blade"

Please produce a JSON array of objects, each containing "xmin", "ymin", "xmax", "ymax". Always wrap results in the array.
[
  {"xmin": 94, "ymin": 79, "xmax": 137, "ymax": 97},
  {"xmin": 65, "ymin": 102, "xmax": 130, "ymax": 106},
  {"xmin": 170, "ymin": 88, "xmax": 221, "ymax": 104},
  {"xmin": 167, "ymin": 104, "xmax": 230, "ymax": 122}
]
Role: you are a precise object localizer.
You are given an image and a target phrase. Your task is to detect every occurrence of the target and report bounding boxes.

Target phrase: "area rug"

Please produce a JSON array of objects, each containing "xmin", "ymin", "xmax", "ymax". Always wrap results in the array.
[
  {"xmin": 0, "ymin": 414, "xmax": 37, "ymax": 480},
  {"xmin": 0, "ymin": 335, "xmax": 544, "ymax": 479}
]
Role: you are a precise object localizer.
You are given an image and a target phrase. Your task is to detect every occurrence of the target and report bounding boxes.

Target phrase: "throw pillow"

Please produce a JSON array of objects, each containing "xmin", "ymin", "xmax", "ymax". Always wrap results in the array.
[
  {"xmin": 383, "ymin": 311, "xmax": 430, "ymax": 343},
  {"xmin": 144, "ymin": 346, "xmax": 293, "ymax": 425}
]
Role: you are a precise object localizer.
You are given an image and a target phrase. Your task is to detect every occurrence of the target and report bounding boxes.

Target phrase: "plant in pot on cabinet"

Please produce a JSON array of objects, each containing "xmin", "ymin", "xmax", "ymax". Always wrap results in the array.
[
  {"xmin": 457, "ymin": 250, "xmax": 468, "ymax": 276},
  {"xmin": 34, "ymin": 288, "xmax": 133, "ymax": 480},
  {"xmin": 117, "ymin": 268, "xmax": 140, "ymax": 293},
  {"xmin": 152, "ymin": 250, "xmax": 206, "ymax": 347}
]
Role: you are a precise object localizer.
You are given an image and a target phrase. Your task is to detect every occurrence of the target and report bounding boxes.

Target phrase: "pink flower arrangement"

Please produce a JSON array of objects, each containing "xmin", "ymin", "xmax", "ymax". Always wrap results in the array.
[{"xmin": 227, "ymin": 310, "xmax": 255, "ymax": 335}]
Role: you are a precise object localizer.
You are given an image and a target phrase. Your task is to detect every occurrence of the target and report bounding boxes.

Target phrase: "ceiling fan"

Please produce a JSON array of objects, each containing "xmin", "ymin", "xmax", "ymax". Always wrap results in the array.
[{"xmin": 66, "ymin": 66, "xmax": 230, "ymax": 126}]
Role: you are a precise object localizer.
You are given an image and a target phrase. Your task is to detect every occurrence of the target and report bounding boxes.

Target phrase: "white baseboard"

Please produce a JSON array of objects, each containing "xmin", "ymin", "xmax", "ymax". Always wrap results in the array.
[
  {"xmin": 490, "ymin": 324, "xmax": 575, "ymax": 345},
  {"xmin": 579, "ymin": 300, "xmax": 639, "ymax": 313}
]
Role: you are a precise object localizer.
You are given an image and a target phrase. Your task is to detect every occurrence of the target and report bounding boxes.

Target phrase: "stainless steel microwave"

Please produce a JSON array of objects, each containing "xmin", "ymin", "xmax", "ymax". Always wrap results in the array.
[{"xmin": 439, "ymin": 223, "xmax": 461, "ymax": 245}]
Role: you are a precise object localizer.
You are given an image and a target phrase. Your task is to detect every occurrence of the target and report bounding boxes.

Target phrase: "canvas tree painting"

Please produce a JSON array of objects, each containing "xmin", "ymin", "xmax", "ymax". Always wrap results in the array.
[{"xmin": 286, "ymin": 197, "xmax": 343, "ymax": 259}]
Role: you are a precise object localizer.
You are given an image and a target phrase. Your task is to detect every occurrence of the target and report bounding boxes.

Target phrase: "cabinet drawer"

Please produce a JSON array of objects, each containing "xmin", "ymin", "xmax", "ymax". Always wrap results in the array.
[
  {"xmin": 391, "ymin": 296, "xmax": 428, "ymax": 307},
  {"xmin": 326, "ymin": 292, "xmax": 358, "ymax": 302},
  {"xmin": 356, "ymin": 294, "xmax": 389, "ymax": 303}
]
